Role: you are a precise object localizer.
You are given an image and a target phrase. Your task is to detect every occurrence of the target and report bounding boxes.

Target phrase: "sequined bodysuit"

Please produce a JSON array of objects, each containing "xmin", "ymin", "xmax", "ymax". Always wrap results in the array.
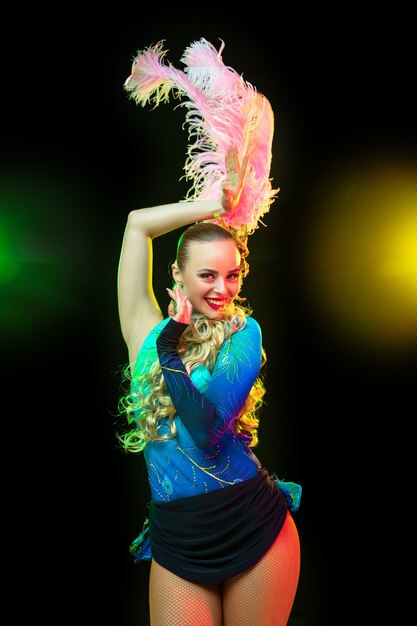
[{"xmin": 133, "ymin": 315, "xmax": 263, "ymax": 503}]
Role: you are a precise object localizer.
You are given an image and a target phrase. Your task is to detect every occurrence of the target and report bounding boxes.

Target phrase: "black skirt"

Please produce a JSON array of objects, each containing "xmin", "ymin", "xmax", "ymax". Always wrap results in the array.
[{"xmin": 148, "ymin": 469, "xmax": 288, "ymax": 585}]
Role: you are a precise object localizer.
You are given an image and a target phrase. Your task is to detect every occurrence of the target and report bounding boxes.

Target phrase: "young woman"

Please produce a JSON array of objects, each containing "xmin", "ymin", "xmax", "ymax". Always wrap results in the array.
[{"xmin": 117, "ymin": 39, "xmax": 301, "ymax": 625}]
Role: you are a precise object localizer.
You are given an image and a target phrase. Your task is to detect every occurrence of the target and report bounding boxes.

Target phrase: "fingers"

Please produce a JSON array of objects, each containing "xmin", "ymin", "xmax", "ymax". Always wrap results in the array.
[
  {"xmin": 225, "ymin": 144, "xmax": 250, "ymax": 185},
  {"xmin": 175, "ymin": 294, "xmax": 193, "ymax": 324},
  {"xmin": 167, "ymin": 300, "xmax": 176, "ymax": 318},
  {"xmin": 222, "ymin": 144, "xmax": 251, "ymax": 213},
  {"xmin": 166, "ymin": 286, "xmax": 193, "ymax": 324},
  {"xmin": 166, "ymin": 286, "xmax": 184, "ymax": 304},
  {"xmin": 225, "ymin": 144, "xmax": 238, "ymax": 166},
  {"xmin": 225, "ymin": 144, "xmax": 240, "ymax": 175}
]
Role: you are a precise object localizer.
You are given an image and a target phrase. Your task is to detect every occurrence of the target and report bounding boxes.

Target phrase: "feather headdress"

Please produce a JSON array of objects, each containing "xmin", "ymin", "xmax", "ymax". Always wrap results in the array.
[{"xmin": 124, "ymin": 38, "xmax": 278, "ymax": 236}]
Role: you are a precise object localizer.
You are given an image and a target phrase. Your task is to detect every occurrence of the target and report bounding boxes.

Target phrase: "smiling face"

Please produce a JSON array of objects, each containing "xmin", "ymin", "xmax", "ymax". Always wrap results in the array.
[{"xmin": 172, "ymin": 239, "xmax": 242, "ymax": 319}]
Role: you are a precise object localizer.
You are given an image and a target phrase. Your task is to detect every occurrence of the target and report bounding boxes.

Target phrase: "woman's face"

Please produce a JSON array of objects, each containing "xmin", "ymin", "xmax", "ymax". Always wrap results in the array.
[{"xmin": 173, "ymin": 239, "xmax": 242, "ymax": 319}]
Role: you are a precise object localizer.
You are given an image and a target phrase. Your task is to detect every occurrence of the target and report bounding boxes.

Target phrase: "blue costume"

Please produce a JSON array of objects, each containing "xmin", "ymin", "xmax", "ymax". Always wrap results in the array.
[{"xmin": 129, "ymin": 315, "xmax": 301, "ymax": 583}]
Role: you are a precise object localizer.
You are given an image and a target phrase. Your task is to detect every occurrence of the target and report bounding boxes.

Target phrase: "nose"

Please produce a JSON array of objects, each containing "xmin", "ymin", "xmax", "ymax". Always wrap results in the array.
[{"xmin": 212, "ymin": 276, "xmax": 228, "ymax": 295}]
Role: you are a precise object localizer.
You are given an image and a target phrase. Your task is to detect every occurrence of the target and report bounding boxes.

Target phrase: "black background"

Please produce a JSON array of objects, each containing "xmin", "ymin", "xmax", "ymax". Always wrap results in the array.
[{"xmin": 2, "ymin": 6, "xmax": 416, "ymax": 625}]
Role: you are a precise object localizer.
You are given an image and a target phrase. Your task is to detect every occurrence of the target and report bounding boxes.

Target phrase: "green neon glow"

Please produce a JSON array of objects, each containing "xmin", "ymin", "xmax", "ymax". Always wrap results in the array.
[{"xmin": 0, "ymin": 161, "xmax": 97, "ymax": 347}]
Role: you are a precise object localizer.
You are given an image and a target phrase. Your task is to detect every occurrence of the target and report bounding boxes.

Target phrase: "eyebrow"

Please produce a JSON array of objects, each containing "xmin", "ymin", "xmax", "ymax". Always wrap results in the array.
[{"xmin": 197, "ymin": 267, "xmax": 241, "ymax": 273}]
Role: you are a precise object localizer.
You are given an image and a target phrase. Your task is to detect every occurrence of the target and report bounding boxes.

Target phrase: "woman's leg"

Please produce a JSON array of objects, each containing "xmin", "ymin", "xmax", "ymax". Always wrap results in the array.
[
  {"xmin": 149, "ymin": 559, "xmax": 223, "ymax": 626},
  {"xmin": 222, "ymin": 512, "xmax": 301, "ymax": 626}
]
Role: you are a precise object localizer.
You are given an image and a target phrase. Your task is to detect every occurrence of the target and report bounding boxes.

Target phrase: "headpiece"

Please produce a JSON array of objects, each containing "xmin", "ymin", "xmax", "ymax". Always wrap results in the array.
[{"xmin": 124, "ymin": 38, "xmax": 278, "ymax": 237}]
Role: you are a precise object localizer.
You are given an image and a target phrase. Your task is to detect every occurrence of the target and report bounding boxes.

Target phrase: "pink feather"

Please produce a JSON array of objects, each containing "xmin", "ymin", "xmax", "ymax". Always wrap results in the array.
[{"xmin": 124, "ymin": 38, "xmax": 278, "ymax": 235}]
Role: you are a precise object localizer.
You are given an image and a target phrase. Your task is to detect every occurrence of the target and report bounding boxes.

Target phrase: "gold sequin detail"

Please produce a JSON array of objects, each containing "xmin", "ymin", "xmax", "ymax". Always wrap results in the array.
[{"xmin": 177, "ymin": 447, "xmax": 235, "ymax": 485}]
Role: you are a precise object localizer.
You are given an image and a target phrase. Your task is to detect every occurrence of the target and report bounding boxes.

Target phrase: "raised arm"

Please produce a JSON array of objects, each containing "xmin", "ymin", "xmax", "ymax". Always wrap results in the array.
[
  {"xmin": 118, "ymin": 145, "xmax": 247, "ymax": 369},
  {"xmin": 118, "ymin": 200, "xmax": 222, "ymax": 368}
]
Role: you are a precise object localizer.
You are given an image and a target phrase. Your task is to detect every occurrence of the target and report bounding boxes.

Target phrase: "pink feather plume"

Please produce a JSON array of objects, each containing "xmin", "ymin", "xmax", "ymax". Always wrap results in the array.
[{"xmin": 124, "ymin": 38, "xmax": 278, "ymax": 235}]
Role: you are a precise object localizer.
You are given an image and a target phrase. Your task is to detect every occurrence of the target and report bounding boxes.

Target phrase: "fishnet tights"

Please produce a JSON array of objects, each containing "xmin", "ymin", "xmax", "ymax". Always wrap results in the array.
[{"xmin": 149, "ymin": 512, "xmax": 300, "ymax": 626}]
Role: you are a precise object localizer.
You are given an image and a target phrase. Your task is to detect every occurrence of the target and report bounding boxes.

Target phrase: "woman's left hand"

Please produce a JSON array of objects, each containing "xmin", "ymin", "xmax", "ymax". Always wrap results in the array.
[
  {"xmin": 221, "ymin": 145, "xmax": 250, "ymax": 214},
  {"xmin": 167, "ymin": 287, "xmax": 193, "ymax": 325}
]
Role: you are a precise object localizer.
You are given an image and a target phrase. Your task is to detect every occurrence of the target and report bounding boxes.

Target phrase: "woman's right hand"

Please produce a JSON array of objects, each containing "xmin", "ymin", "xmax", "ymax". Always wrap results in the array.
[
  {"xmin": 221, "ymin": 145, "xmax": 250, "ymax": 214},
  {"xmin": 167, "ymin": 287, "xmax": 193, "ymax": 325}
]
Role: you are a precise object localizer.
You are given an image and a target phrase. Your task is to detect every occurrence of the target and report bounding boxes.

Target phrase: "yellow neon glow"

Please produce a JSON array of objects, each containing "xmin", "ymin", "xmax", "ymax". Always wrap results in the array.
[{"xmin": 300, "ymin": 157, "xmax": 417, "ymax": 353}]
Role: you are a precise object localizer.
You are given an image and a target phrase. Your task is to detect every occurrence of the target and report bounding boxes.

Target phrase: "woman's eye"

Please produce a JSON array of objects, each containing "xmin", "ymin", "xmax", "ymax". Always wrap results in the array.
[{"xmin": 199, "ymin": 272, "xmax": 239, "ymax": 280}]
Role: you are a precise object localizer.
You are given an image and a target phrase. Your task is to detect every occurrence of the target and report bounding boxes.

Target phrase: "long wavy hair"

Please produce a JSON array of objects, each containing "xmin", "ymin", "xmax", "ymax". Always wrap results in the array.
[{"xmin": 117, "ymin": 222, "xmax": 266, "ymax": 453}]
